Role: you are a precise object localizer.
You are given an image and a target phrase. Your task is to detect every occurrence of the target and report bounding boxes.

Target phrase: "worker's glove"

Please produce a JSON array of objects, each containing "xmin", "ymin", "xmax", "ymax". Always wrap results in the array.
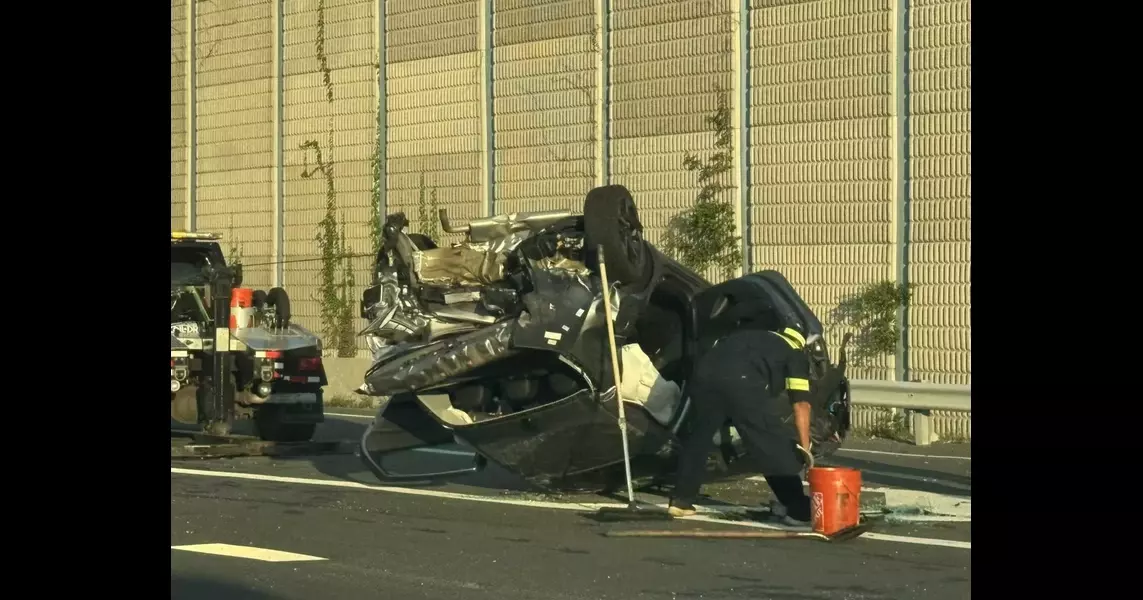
[{"xmin": 795, "ymin": 443, "xmax": 814, "ymax": 470}]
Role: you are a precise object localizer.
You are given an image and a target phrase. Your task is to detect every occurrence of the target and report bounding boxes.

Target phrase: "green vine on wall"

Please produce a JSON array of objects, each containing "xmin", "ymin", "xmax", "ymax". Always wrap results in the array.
[
  {"xmin": 300, "ymin": 0, "xmax": 356, "ymax": 358},
  {"xmin": 369, "ymin": 76, "xmax": 383, "ymax": 257},
  {"xmin": 664, "ymin": 92, "xmax": 742, "ymax": 281},
  {"xmin": 828, "ymin": 281, "xmax": 914, "ymax": 367},
  {"xmin": 416, "ymin": 173, "xmax": 441, "ymax": 242},
  {"xmin": 314, "ymin": 0, "xmax": 333, "ymax": 104},
  {"xmin": 225, "ymin": 216, "xmax": 243, "ymax": 268}
]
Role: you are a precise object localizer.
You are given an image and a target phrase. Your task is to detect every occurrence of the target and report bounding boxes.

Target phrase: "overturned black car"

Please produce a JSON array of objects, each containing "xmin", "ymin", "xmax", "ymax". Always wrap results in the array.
[{"xmin": 356, "ymin": 185, "xmax": 852, "ymax": 490}]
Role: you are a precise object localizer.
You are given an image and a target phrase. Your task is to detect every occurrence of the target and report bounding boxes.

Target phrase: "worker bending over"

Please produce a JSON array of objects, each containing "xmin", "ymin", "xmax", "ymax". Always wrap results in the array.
[{"xmin": 668, "ymin": 325, "xmax": 815, "ymax": 524}]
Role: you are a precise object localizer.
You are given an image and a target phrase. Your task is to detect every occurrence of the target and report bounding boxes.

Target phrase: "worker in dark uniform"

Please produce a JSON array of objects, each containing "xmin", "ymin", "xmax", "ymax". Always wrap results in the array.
[{"xmin": 668, "ymin": 325, "xmax": 816, "ymax": 524}]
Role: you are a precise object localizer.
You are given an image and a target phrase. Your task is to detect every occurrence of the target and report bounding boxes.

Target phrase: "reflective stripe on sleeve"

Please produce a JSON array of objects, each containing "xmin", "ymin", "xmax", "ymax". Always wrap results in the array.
[{"xmin": 786, "ymin": 377, "xmax": 810, "ymax": 391}]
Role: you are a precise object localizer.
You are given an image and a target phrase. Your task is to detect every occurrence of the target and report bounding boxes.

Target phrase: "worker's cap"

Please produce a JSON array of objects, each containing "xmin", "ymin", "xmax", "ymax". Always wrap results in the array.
[{"xmin": 776, "ymin": 326, "xmax": 807, "ymax": 349}]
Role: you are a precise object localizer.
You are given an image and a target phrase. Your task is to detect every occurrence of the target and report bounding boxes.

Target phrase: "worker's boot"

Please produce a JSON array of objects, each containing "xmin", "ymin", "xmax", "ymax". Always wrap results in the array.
[
  {"xmin": 768, "ymin": 499, "xmax": 810, "ymax": 527},
  {"xmin": 667, "ymin": 502, "xmax": 697, "ymax": 517}
]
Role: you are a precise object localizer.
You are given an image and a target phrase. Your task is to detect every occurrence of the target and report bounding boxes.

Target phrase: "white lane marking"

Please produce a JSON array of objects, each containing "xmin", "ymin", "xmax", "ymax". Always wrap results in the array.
[
  {"xmin": 837, "ymin": 448, "xmax": 971, "ymax": 461},
  {"xmin": 171, "ymin": 467, "xmax": 969, "ymax": 551},
  {"xmin": 857, "ymin": 532, "xmax": 970, "ymax": 549},
  {"xmin": 172, "ymin": 543, "xmax": 326, "ymax": 562}
]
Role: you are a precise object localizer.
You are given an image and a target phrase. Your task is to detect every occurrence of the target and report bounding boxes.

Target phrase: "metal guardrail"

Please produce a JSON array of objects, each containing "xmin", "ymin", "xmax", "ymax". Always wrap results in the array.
[
  {"xmin": 848, "ymin": 380, "xmax": 971, "ymax": 446},
  {"xmin": 849, "ymin": 380, "xmax": 971, "ymax": 412}
]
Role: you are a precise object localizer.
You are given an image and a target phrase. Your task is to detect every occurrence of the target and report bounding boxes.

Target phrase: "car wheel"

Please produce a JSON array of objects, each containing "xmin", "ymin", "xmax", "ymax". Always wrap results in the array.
[{"xmin": 583, "ymin": 185, "xmax": 649, "ymax": 285}]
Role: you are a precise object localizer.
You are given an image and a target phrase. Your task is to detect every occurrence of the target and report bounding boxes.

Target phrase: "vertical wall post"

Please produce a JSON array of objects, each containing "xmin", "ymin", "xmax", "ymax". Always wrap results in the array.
[
  {"xmin": 594, "ymin": 0, "xmax": 610, "ymax": 187},
  {"xmin": 889, "ymin": 0, "xmax": 912, "ymax": 381},
  {"xmin": 376, "ymin": 0, "xmax": 388, "ymax": 224},
  {"xmin": 185, "ymin": 0, "xmax": 197, "ymax": 232},
  {"xmin": 735, "ymin": 0, "xmax": 751, "ymax": 276},
  {"xmin": 480, "ymin": 0, "xmax": 495, "ymax": 216},
  {"xmin": 272, "ymin": 0, "xmax": 285, "ymax": 287}
]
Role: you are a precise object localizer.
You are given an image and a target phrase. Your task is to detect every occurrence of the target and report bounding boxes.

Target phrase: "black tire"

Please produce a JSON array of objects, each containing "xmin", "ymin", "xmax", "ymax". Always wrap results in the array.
[
  {"xmin": 253, "ymin": 411, "xmax": 316, "ymax": 443},
  {"xmin": 583, "ymin": 185, "xmax": 649, "ymax": 285},
  {"xmin": 251, "ymin": 289, "xmax": 268, "ymax": 310},
  {"xmin": 265, "ymin": 287, "xmax": 291, "ymax": 328}
]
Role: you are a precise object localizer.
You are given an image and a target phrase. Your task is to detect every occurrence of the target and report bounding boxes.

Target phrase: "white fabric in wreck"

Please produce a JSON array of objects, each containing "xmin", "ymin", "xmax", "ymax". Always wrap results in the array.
[{"xmin": 619, "ymin": 343, "xmax": 683, "ymax": 426}]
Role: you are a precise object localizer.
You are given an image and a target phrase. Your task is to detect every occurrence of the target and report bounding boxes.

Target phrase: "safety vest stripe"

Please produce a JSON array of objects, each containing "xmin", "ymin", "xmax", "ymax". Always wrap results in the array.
[
  {"xmin": 781, "ymin": 327, "xmax": 806, "ymax": 347},
  {"xmin": 786, "ymin": 377, "xmax": 810, "ymax": 391},
  {"xmin": 771, "ymin": 331, "xmax": 801, "ymax": 350}
]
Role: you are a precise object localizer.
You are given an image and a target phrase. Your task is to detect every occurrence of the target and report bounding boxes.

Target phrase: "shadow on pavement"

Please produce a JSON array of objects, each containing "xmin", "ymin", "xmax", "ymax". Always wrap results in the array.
[{"xmin": 172, "ymin": 576, "xmax": 279, "ymax": 600}]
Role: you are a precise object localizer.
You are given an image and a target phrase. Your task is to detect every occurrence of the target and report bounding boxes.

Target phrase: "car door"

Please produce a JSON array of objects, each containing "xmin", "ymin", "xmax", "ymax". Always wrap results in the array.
[{"xmin": 691, "ymin": 270, "xmax": 824, "ymax": 359}]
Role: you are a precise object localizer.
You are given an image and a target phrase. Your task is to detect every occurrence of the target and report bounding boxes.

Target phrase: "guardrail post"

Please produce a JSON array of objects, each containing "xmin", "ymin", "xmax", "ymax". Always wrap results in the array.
[
  {"xmin": 594, "ymin": 0, "xmax": 611, "ymax": 187},
  {"xmin": 889, "ymin": 0, "xmax": 912, "ymax": 381},
  {"xmin": 185, "ymin": 0, "xmax": 197, "ymax": 232},
  {"xmin": 376, "ymin": 0, "xmax": 387, "ymax": 222},
  {"xmin": 735, "ymin": 0, "xmax": 751, "ymax": 276},
  {"xmin": 272, "ymin": 0, "xmax": 284, "ymax": 287},
  {"xmin": 911, "ymin": 409, "xmax": 933, "ymax": 446},
  {"xmin": 479, "ymin": 0, "xmax": 494, "ymax": 216}
]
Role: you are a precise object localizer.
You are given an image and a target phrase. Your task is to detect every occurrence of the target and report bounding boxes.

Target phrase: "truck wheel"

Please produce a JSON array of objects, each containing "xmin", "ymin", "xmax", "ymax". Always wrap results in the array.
[
  {"xmin": 171, "ymin": 386, "xmax": 200, "ymax": 425},
  {"xmin": 583, "ymin": 185, "xmax": 649, "ymax": 285},
  {"xmin": 253, "ymin": 411, "xmax": 316, "ymax": 443}
]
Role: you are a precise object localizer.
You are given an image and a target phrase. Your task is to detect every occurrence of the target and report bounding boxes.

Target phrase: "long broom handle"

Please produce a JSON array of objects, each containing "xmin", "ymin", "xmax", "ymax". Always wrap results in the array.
[
  {"xmin": 604, "ymin": 529, "xmax": 827, "ymax": 540},
  {"xmin": 596, "ymin": 245, "xmax": 636, "ymax": 507}
]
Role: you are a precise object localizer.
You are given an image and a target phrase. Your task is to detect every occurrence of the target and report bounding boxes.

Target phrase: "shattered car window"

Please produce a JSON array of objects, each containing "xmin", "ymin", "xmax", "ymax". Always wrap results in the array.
[{"xmin": 171, "ymin": 247, "xmax": 213, "ymax": 286}]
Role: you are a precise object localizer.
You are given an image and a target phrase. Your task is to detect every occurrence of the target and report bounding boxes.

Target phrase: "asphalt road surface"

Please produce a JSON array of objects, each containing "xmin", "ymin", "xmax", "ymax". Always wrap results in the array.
[{"xmin": 172, "ymin": 411, "xmax": 971, "ymax": 599}]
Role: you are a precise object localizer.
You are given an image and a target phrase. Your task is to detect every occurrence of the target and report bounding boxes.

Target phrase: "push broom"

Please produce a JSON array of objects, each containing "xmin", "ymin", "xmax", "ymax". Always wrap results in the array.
[{"xmin": 590, "ymin": 245, "xmax": 673, "ymax": 522}]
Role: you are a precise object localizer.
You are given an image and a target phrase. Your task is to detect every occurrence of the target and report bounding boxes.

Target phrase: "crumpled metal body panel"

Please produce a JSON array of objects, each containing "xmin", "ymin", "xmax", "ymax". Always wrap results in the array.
[
  {"xmin": 414, "ymin": 246, "xmax": 506, "ymax": 286},
  {"xmin": 510, "ymin": 243, "xmax": 660, "ymax": 390},
  {"xmin": 359, "ymin": 321, "xmax": 518, "ymax": 396},
  {"xmin": 359, "ymin": 394, "xmax": 476, "ymax": 483},
  {"xmin": 446, "ymin": 387, "xmax": 675, "ymax": 488},
  {"xmin": 513, "ymin": 268, "xmax": 597, "ymax": 354},
  {"xmin": 468, "ymin": 229, "xmax": 533, "ymax": 255}
]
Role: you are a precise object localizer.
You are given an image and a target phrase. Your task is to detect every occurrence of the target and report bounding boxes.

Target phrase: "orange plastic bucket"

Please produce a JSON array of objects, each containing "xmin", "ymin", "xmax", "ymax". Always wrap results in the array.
[
  {"xmin": 807, "ymin": 467, "xmax": 862, "ymax": 536},
  {"xmin": 231, "ymin": 288, "xmax": 254, "ymax": 308},
  {"xmin": 229, "ymin": 288, "xmax": 255, "ymax": 330}
]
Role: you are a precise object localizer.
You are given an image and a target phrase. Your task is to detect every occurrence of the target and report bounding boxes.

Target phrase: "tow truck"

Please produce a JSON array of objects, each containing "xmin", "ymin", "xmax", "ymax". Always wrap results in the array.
[{"xmin": 170, "ymin": 231, "xmax": 327, "ymax": 442}]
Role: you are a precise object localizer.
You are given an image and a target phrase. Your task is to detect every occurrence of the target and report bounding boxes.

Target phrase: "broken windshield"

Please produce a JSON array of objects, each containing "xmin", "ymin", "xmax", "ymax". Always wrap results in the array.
[{"xmin": 171, "ymin": 246, "xmax": 215, "ymax": 286}]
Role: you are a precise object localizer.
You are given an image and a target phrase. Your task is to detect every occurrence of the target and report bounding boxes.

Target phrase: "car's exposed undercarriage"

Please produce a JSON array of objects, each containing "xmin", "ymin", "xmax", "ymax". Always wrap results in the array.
[{"xmin": 354, "ymin": 185, "xmax": 851, "ymax": 488}]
